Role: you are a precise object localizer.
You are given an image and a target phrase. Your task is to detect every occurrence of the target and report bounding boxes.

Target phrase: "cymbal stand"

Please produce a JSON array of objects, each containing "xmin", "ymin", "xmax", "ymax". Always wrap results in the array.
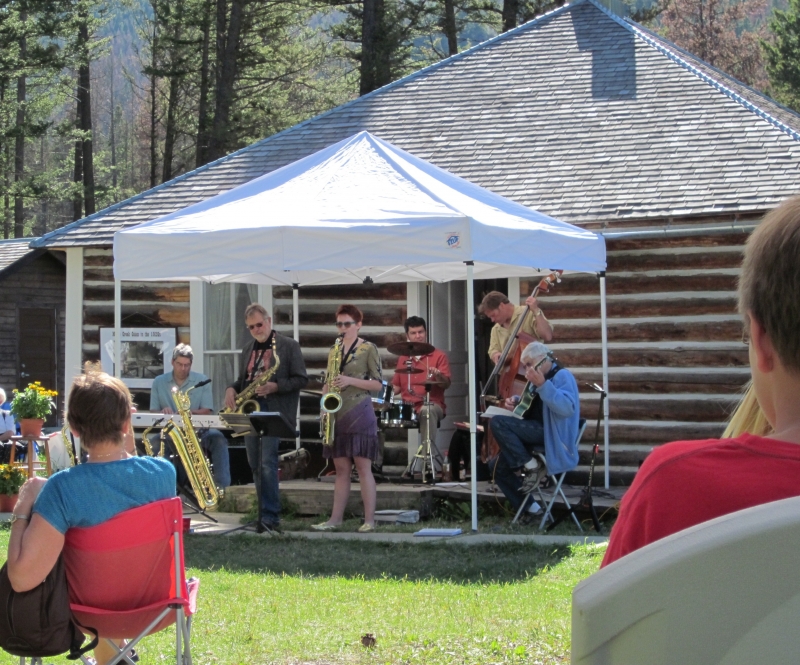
[{"xmin": 402, "ymin": 383, "xmax": 442, "ymax": 483}]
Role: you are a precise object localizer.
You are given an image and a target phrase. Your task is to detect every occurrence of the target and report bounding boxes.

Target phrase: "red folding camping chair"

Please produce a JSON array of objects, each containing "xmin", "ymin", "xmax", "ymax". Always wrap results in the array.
[{"xmin": 62, "ymin": 497, "xmax": 199, "ymax": 665}]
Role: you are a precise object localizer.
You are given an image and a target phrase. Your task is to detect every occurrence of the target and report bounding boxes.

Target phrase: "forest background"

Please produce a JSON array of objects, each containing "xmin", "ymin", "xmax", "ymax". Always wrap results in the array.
[{"xmin": 3, "ymin": 0, "xmax": 800, "ymax": 239}]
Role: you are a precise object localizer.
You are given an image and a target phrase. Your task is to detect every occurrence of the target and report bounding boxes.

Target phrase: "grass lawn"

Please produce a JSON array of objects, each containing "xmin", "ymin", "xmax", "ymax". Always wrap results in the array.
[{"xmin": 0, "ymin": 528, "xmax": 605, "ymax": 665}]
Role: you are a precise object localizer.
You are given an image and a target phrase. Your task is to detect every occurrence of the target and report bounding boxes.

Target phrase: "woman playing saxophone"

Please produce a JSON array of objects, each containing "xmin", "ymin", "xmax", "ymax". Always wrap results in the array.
[{"xmin": 312, "ymin": 304, "xmax": 382, "ymax": 533}]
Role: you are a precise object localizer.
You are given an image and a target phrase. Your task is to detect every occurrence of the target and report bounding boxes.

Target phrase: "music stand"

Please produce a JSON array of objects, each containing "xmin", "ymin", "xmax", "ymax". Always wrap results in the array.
[{"xmin": 221, "ymin": 412, "xmax": 298, "ymax": 535}]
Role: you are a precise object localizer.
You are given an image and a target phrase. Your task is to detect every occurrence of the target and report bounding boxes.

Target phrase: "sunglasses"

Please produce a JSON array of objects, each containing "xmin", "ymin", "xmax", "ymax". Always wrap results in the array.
[
  {"xmin": 248, "ymin": 322, "xmax": 265, "ymax": 331},
  {"xmin": 335, "ymin": 321, "xmax": 356, "ymax": 328}
]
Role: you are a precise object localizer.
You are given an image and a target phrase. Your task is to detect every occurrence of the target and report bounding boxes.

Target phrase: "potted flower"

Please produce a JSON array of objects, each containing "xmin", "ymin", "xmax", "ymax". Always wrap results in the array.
[
  {"xmin": 10, "ymin": 382, "xmax": 58, "ymax": 438},
  {"xmin": 0, "ymin": 464, "xmax": 27, "ymax": 512}
]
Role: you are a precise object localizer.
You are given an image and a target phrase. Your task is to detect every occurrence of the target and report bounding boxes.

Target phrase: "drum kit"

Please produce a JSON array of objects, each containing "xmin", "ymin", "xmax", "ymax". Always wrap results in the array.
[{"xmin": 385, "ymin": 340, "xmax": 447, "ymax": 483}]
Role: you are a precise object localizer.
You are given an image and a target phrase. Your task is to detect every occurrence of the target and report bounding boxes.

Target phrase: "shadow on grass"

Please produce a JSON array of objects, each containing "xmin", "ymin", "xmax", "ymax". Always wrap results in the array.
[{"xmin": 183, "ymin": 535, "xmax": 573, "ymax": 583}]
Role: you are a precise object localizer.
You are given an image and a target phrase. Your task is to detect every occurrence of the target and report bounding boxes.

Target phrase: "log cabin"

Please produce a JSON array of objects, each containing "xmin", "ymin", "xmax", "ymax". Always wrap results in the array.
[{"xmin": 30, "ymin": 0, "xmax": 800, "ymax": 483}]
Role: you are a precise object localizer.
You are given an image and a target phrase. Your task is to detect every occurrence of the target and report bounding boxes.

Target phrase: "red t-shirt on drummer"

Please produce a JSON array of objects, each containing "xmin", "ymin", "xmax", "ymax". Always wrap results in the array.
[{"xmin": 391, "ymin": 349, "xmax": 451, "ymax": 414}]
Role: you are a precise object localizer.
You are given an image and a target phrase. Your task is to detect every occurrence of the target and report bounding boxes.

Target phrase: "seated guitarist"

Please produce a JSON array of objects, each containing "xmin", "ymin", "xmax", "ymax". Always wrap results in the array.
[
  {"xmin": 479, "ymin": 291, "xmax": 554, "ymax": 366},
  {"xmin": 488, "ymin": 342, "xmax": 580, "ymax": 511}
]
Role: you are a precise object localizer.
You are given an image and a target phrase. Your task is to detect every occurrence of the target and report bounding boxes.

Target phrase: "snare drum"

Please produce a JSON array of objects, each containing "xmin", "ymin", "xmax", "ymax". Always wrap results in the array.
[{"xmin": 381, "ymin": 401, "xmax": 419, "ymax": 429}]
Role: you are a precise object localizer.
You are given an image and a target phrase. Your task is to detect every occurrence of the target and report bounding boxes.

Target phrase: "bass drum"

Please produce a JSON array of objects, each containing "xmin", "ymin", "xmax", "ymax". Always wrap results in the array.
[{"xmin": 380, "ymin": 401, "xmax": 419, "ymax": 429}]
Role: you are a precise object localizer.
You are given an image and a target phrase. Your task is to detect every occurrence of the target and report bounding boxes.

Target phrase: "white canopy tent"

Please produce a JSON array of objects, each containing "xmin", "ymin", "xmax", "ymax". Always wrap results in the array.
[{"xmin": 113, "ymin": 131, "xmax": 610, "ymax": 529}]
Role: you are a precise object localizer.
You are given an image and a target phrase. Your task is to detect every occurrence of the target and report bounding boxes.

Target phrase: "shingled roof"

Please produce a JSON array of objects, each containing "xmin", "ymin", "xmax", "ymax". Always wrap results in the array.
[
  {"xmin": 34, "ymin": 0, "xmax": 800, "ymax": 249},
  {"xmin": 0, "ymin": 239, "xmax": 41, "ymax": 276}
]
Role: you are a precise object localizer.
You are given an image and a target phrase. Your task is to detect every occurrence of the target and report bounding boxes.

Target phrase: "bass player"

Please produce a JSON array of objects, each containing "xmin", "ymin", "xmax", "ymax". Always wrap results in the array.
[
  {"xmin": 479, "ymin": 290, "xmax": 554, "ymax": 366},
  {"xmin": 224, "ymin": 303, "xmax": 308, "ymax": 532}
]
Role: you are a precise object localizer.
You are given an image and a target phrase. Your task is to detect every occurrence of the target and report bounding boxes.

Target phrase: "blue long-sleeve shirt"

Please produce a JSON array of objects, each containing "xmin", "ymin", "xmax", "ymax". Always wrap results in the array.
[{"xmin": 533, "ymin": 365, "xmax": 581, "ymax": 475}]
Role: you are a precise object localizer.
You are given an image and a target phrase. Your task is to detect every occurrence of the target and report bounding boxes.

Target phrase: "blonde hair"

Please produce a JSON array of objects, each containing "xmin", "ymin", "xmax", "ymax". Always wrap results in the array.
[{"xmin": 722, "ymin": 382, "xmax": 772, "ymax": 438}]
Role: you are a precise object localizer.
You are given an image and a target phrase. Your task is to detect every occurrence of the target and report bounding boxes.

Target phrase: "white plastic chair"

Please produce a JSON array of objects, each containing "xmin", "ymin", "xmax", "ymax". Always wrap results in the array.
[{"xmin": 572, "ymin": 494, "xmax": 800, "ymax": 665}]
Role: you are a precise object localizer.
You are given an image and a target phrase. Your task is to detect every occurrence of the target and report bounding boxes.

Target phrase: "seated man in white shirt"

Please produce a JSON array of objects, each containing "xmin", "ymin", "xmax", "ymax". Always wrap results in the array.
[{"xmin": 149, "ymin": 344, "xmax": 230, "ymax": 490}]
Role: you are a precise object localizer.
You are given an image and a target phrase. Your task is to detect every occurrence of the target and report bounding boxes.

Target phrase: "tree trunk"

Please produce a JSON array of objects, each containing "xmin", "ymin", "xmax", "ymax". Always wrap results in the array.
[
  {"xmin": 162, "ymin": 0, "xmax": 185, "ymax": 183},
  {"xmin": 110, "ymin": 56, "xmax": 117, "ymax": 190},
  {"xmin": 1, "ymin": 79, "xmax": 9, "ymax": 238},
  {"xmin": 374, "ymin": 0, "xmax": 390, "ymax": 88},
  {"xmin": 14, "ymin": 12, "xmax": 27, "ymax": 238},
  {"xmin": 361, "ymin": 0, "xmax": 377, "ymax": 95},
  {"xmin": 502, "ymin": 0, "xmax": 519, "ymax": 32},
  {"xmin": 207, "ymin": 0, "xmax": 245, "ymax": 162},
  {"xmin": 195, "ymin": 0, "xmax": 213, "ymax": 167},
  {"xmin": 78, "ymin": 18, "xmax": 95, "ymax": 217},
  {"xmin": 444, "ymin": 0, "xmax": 458, "ymax": 56},
  {"xmin": 3, "ymin": 138, "xmax": 9, "ymax": 239},
  {"xmin": 149, "ymin": 14, "xmax": 159, "ymax": 189},
  {"xmin": 73, "ymin": 91, "xmax": 83, "ymax": 221}
]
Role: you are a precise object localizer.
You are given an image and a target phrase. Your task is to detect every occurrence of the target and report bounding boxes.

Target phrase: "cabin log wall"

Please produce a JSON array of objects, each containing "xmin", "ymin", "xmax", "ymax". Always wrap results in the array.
[{"xmin": 522, "ymin": 222, "xmax": 751, "ymax": 485}]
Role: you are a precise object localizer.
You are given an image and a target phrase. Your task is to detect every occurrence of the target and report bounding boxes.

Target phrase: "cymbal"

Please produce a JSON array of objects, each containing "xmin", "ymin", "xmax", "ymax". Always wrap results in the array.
[
  {"xmin": 423, "ymin": 377, "xmax": 448, "ymax": 387},
  {"xmin": 387, "ymin": 341, "xmax": 435, "ymax": 357},
  {"xmin": 394, "ymin": 367, "xmax": 424, "ymax": 375}
]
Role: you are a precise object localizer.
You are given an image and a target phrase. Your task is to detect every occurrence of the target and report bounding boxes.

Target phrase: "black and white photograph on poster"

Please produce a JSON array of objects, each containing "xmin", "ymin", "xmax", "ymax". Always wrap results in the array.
[{"xmin": 99, "ymin": 328, "xmax": 177, "ymax": 388}]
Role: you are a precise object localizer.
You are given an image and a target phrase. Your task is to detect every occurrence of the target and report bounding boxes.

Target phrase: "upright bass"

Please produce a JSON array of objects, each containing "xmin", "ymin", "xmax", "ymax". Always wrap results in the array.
[{"xmin": 480, "ymin": 271, "xmax": 562, "ymax": 462}]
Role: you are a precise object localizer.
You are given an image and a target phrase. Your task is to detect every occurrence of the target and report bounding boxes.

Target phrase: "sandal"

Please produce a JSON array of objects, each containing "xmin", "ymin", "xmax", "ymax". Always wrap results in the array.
[
  {"xmin": 358, "ymin": 523, "xmax": 375, "ymax": 533},
  {"xmin": 311, "ymin": 522, "xmax": 338, "ymax": 531}
]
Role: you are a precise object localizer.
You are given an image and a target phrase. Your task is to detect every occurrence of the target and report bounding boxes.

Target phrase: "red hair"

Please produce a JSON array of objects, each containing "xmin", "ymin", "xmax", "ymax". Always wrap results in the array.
[{"xmin": 336, "ymin": 304, "xmax": 363, "ymax": 323}]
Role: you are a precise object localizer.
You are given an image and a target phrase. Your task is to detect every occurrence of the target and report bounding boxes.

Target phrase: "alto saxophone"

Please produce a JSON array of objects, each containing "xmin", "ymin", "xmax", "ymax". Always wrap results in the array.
[
  {"xmin": 163, "ymin": 385, "xmax": 221, "ymax": 509},
  {"xmin": 320, "ymin": 335, "xmax": 344, "ymax": 447},
  {"xmin": 221, "ymin": 335, "xmax": 280, "ymax": 416}
]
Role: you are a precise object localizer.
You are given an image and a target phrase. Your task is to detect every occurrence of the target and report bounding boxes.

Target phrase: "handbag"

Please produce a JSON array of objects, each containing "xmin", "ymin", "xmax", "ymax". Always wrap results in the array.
[{"xmin": 0, "ymin": 555, "xmax": 97, "ymax": 659}]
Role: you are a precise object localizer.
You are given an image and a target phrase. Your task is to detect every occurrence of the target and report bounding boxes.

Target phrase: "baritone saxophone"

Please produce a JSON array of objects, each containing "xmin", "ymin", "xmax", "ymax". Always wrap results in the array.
[{"xmin": 163, "ymin": 385, "xmax": 221, "ymax": 509}]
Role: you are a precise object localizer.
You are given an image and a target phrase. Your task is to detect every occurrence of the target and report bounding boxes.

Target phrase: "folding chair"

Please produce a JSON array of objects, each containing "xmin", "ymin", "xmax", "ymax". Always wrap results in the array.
[
  {"xmin": 62, "ymin": 497, "xmax": 199, "ymax": 665},
  {"xmin": 512, "ymin": 419, "xmax": 587, "ymax": 530}
]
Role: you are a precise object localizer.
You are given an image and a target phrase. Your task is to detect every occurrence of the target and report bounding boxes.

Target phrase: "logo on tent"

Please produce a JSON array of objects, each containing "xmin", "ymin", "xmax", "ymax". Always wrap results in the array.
[{"xmin": 446, "ymin": 233, "xmax": 460, "ymax": 249}]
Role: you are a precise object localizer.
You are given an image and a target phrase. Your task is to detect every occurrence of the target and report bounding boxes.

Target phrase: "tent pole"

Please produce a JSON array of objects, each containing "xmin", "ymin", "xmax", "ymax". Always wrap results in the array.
[
  {"xmin": 293, "ymin": 283, "xmax": 301, "ymax": 450},
  {"xmin": 114, "ymin": 279, "xmax": 122, "ymax": 379},
  {"xmin": 599, "ymin": 272, "xmax": 610, "ymax": 489},
  {"xmin": 466, "ymin": 262, "xmax": 478, "ymax": 533}
]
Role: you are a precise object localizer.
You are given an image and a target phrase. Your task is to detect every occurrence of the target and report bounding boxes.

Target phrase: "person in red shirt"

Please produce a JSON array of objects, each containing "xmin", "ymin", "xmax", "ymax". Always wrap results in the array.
[
  {"xmin": 603, "ymin": 195, "xmax": 800, "ymax": 567},
  {"xmin": 391, "ymin": 316, "xmax": 451, "ymax": 453}
]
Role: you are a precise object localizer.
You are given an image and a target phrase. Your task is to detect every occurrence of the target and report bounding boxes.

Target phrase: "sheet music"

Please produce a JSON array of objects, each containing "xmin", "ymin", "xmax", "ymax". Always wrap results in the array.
[{"xmin": 481, "ymin": 406, "xmax": 523, "ymax": 419}]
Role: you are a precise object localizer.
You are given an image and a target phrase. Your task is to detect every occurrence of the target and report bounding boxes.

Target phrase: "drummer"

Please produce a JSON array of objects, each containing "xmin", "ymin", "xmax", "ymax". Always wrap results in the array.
[{"xmin": 390, "ymin": 316, "xmax": 452, "ymax": 450}]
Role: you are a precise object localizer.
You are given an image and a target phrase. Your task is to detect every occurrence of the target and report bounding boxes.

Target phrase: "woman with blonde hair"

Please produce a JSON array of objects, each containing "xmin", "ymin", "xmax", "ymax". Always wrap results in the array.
[{"xmin": 722, "ymin": 382, "xmax": 771, "ymax": 439}]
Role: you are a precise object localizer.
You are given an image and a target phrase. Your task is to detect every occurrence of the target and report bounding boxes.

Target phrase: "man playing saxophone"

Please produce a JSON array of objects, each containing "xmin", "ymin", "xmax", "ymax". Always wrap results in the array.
[{"xmin": 224, "ymin": 303, "xmax": 308, "ymax": 532}]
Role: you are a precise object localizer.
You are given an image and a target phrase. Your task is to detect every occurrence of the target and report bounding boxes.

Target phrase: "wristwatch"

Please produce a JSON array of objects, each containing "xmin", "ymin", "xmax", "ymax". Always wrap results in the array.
[{"xmin": 9, "ymin": 513, "xmax": 30, "ymax": 524}]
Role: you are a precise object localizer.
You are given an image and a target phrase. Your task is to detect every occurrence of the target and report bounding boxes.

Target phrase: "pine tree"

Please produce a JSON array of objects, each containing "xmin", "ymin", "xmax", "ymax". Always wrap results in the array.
[{"xmin": 764, "ymin": 0, "xmax": 800, "ymax": 111}]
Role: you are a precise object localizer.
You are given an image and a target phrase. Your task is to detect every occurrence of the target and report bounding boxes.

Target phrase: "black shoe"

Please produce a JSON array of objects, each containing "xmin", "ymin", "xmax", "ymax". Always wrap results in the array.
[{"xmin": 261, "ymin": 521, "xmax": 282, "ymax": 533}]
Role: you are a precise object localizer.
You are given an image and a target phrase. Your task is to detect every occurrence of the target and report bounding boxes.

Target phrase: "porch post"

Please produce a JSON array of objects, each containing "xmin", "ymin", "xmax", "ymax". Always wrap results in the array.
[
  {"xmin": 466, "ymin": 261, "xmax": 478, "ymax": 532},
  {"xmin": 64, "ymin": 247, "xmax": 84, "ymax": 402}
]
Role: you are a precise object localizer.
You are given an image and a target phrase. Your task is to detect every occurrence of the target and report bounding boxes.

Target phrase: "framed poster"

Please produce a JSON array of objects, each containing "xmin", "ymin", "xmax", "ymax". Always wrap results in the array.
[{"xmin": 99, "ymin": 328, "xmax": 177, "ymax": 388}]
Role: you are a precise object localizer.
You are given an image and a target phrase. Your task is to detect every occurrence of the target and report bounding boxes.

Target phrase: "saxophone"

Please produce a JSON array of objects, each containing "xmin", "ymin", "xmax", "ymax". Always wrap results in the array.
[
  {"xmin": 220, "ymin": 335, "xmax": 280, "ymax": 415},
  {"xmin": 320, "ymin": 335, "xmax": 344, "ymax": 447},
  {"xmin": 163, "ymin": 385, "xmax": 221, "ymax": 509}
]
